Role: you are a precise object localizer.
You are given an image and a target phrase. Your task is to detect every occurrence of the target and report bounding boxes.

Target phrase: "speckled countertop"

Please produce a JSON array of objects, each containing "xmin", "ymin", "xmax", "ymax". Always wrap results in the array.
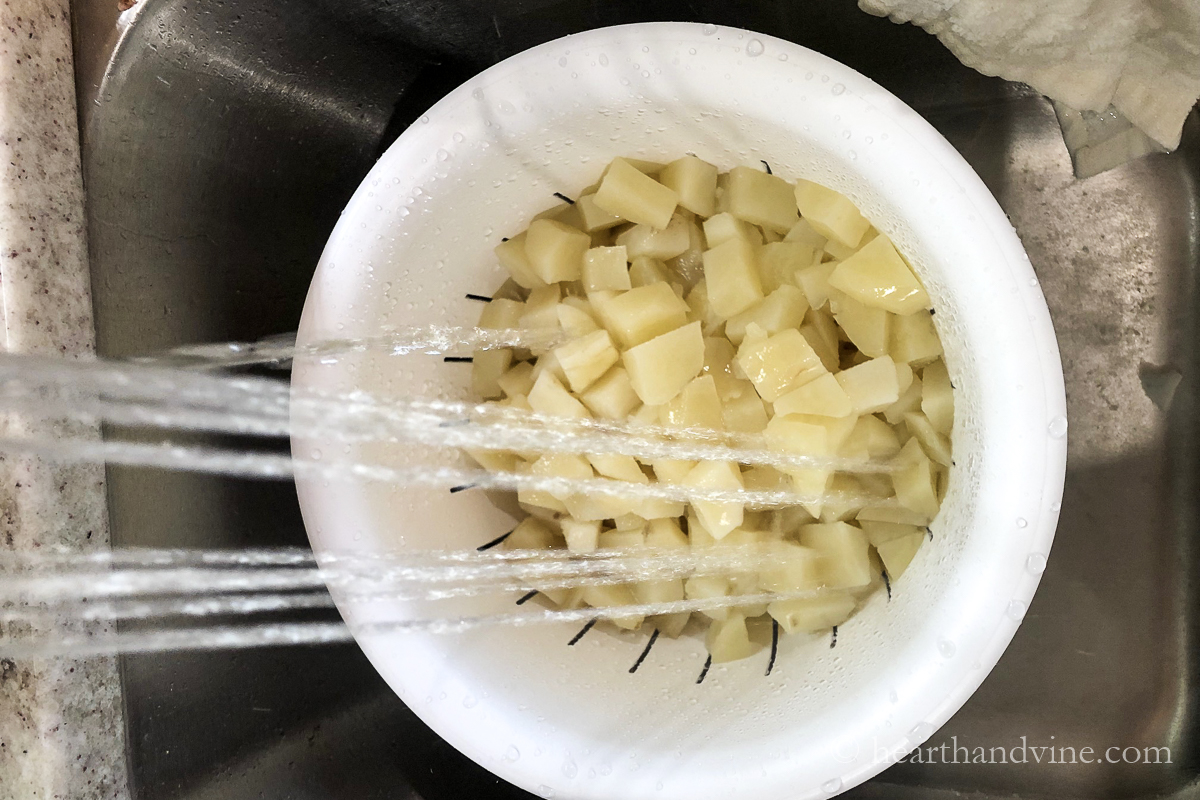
[{"xmin": 0, "ymin": 0, "xmax": 129, "ymax": 798}]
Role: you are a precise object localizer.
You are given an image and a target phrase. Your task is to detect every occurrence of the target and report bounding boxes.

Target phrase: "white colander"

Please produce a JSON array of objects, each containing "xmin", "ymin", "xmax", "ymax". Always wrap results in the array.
[{"xmin": 292, "ymin": 22, "xmax": 1066, "ymax": 800}]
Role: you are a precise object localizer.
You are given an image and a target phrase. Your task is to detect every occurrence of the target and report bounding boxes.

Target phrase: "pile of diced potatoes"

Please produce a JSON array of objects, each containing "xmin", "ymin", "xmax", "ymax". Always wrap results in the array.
[{"xmin": 468, "ymin": 156, "xmax": 953, "ymax": 664}]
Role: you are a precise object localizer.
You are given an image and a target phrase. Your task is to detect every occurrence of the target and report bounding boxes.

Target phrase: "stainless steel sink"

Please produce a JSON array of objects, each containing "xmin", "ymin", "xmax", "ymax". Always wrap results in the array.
[{"xmin": 73, "ymin": 1, "xmax": 1200, "ymax": 797}]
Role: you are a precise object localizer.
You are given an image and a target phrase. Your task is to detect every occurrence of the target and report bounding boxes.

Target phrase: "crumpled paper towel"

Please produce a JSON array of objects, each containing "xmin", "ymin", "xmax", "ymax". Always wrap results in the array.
[{"xmin": 859, "ymin": 0, "xmax": 1200, "ymax": 153}]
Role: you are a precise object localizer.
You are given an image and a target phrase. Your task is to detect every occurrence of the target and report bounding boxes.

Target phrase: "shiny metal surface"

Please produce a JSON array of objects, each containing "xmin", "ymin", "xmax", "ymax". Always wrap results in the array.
[{"xmin": 73, "ymin": 1, "xmax": 1200, "ymax": 797}]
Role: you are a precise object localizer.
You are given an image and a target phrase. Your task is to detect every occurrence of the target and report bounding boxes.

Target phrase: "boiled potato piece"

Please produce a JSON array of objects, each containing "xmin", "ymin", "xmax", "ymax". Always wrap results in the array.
[
  {"xmin": 892, "ymin": 446, "xmax": 941, "ymax": 519},
  {"xmin": 795, "ymin": 258, "xmax": 839, "ymax": 309},
  {"xmin": 658, "ymin": 155, "xmax": 719, "ymax": 217},
  {"xmin": 525, "ymin": 219, "xmax": 590, "ymax": 283},
  {"xmin": 576, "ymin": 193, "xmax": 624, "ymax": 232},
  {"xmin": 702, "ymin": 211, "xmax": 761, "ymax": 248},
  {"xmin": 530, "ymin": 453, "xmax": 594, "ymax": 501},
  {"xmin": 798, "ymin": 522, "xmax": 872, "ymax": 588},
  {"xmin": 685, "ymin": 575, "xmax": 733, "ymax": 621},
  {"xmin": 830, "ymin": 290, "xmax": 892, "ymax": 358},
  {"xmin": 527, "ymin": 371, "xmax": 588, "ymax": 418},
  {"xmin": 579, "ymin": 366, "xmax": 640, "ymax": 419},
  {"xmin": 768, "ymin": 593, "xmax": 856, "ymax": 634},
  {"xmin": 593, "ymin": 282, "xmax": 689, "ymax": 348},
  {"xmin": 594, "ymin": 157, "xmax": 678, "ymax": 229},
  {"xmin": 497, "ymin": 361, "xmax": 535, "ymax": 398},
  {"xmin": 876, "ymin": 532, "xmax": 925, "ymax": 579},
  {"xmin": 562, "ymin": 518, "xmax": 601, "ymax": 552},
  {"xmin": 758, "ymin": 542, "xmax": 823, "ymax": 592},
  {"xmin": 921, "ymin": 359, "xmax": 954, "ymax": 434},
  {"xmin": 520, "ymin": 284, "xmax": 562, "ymax": 331},
  {"xmin": 582, "ymin": 245, "xmax": 632, "ymax": 293},
  {"xmin": 557, "ymin": 302, "xmax": 600, "ymax": 338},
  {"xmin": 472, "ymin": 348, "xmax": 513, "ymax": 399},
  {"xmin": 706, "ymin": 612, "xmax": 757, "ymax": 663},
  {"xmin": 702, "ymin": 238, "xmax": 765, "ymax": 318},
  {"xmin": 884, "ymin": 373, "xmax": 923, "ymax": 425},
  {"xmin": 827, "ymin": 234, "xmax": 931, "ymax": 315},
  {"xmin": 661, "ymin": 374, "xmax": 724, "ymax": 430},
  {"xmin": 725, "ymin": 285, "xmax": 809, "ymax": 345},
  {"xmin": 785, "ymin": 218, "xmax": 828, "ymax": 249},
  {"xmin": 495, "ymin": 232, "xmax": 546, "ymax": 289},
  {"xmin": 725, "ymin": 165, "xmax": 799, "ymax": 233},
  {"xmin": 735, "ymin": 327, "xmax": 826, "ymax": 402},
  {"xmin": 622, "ymin": 321, "xmax": 704, "ymax": 405},
  {"xmin": 582, "ymin": 584, "xmax": 643, "ymax": 630},
  {"xmin": 773, "ymin": 372, "xmax": 853, "ymax": 418},
  {"xmin": 904, "ymin": 411, "xmax": 952, "ymax": 467},
  {"xmin": 478, "ymin": 297, "xmax": 525, "ymax": 329},
  {"xmin": 628, "ymin": 256, "xmax": 670, "ymax": 288},
  {"xmin": 794, "ymin": 179, "xmax": 870, "ymax": 249},
  {"xmin": 588, "ymin": 452, "xmax": 649, "ymax": 484},
  {"xmin": 835, "ymin": 356, "xmax": 901, "ymax": 415},
  {"xmin": 617, "ymin": 214, "xmax": 692, "ymax": 260},
  {"xmin": 683, "ymin": 460, "xmax": 744, "ymax": 539},
  {"xmin": 646, "ymin": 517, "xmax": 689, "ymax": 548},
  {"xmin": 758, "ymin": 242, "xmax": 814, "ymax": 294},
  {"xmin": 554, "ymin": 329, "xmax": 619, "ymax": 393},
  {"xmin": 891, "ymin": 309, "xmax": 942, "ymax": 364}
]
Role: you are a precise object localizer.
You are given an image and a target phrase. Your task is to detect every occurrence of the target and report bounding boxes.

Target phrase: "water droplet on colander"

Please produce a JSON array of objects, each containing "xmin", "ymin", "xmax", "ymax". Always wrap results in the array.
[
  {"xmin": 420, "ymin": 114, "xmax": 429, "ymax": 123},
  {"xmin": 909, "ymin": 722, "xmax": 934, "ymax": 743},
  {"xmin": 463, "ymin": 694, "xmax": 478, "ymax": 708},
  {"xmin": 842, "ymin": 129, "xmax": 851, "ymax": 139},
  {"xmin": 499, "ymin": 101, "xmax": 515, "ymax": 114},
  {"xmin": 937, "ymin": 639, "xmax": 956, "ymax": 659},
  {"xmin": 688, "ymin": 47, "xmax": 697, "ymax": 55},
  {"xmin": 656, "ymin": 781, "xmax": 664, "ymax": 791},
  {"xmin": 702, "ymin": 23, "xmax": 717, "ymax": 35},
  {"xmin": 888, "ymin": 688, "xmax": 899, "ymax": 703},
  {"xmin": 620, "ymin": 77, "xmax": 630, "ymax": 86},
  {"xmin": 1050, "ymin": 500, "xmax": 1062, "ymax": 512},
  {"xmin": 537, "ymin": 785, "xmax": 555, "ymax": 798},
  {"xmin": 865, "ymin": 136, "xmax": 874, "ymax": 144},
  {"xmin": 600, "ymin": 763, "xmax": 612, "ymax": 776},
  {"xmin": 1007, "ymin": 599, "xmax": 1027, "ymax": 620},
  {"xmin": 821, "ymin": 74, "xmax": 830, "ymax": 83},
  {"xmin": 505, "ymin": 746, "xmax": 520, "ymax": 761},
  {"xmin": 1016, "ymin": 517, "xmax": 1028, "ymax": 528},
  {"xmin": 1048, "ymin": 415, "xmax": 1068, "ymax": 438},
  {"xmin": 848, "ymin": 150, "xmax": 857, "ymax": 160},
  {"xmin": 746, "ymin": 39, "xmax": 764, "ymax": 56},
  {"xmin": 821, "ymin": 778, "xmax": 843, "ymax": 794},
  {"xmin": 831, "ymin": 83, "xmax": 846, "ymax": 95},
  {"xmin": 1026, "ymin": 553, "xmax": 1047, "ymax": 574},
  {"xmin": 778, "ymin": 53, "xmax": 788, "ymax": 61},
  {"xmin": 452, "ymin": 132, "xmax": 465, "ymax": 143},
  {"xmin": 436, "ymin": 149, "xmax": 451, "ymax": 162},
  {"xmin": 310, "ymin": 449, "xmax": 322, "ymax": 460},
  {"xmin": 562, "ymin": 759, "xmax": 578, "ymax": 778},
  {"xmin": 599, "ymin": 53, "xmax": 609, "ymax": 66},
  {"xmin": 558, "ymin": 56, "xmax": 567, "ymax": 67}
]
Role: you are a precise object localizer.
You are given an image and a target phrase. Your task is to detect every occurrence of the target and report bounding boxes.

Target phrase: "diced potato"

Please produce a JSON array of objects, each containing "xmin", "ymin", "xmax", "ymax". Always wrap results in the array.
[
  {"xmin": 921, "ymin": 359, "xmax": 954, "ymax": 434},
  {"xmin": 784, "ymin": 218, "xmax": 828, "ymax": 249},
  {"xmin": 891, "ymin": 309, "xmax": 943, "ymax": 364},
  {"xmin": 774, "ymin": 372, "xmax": 853, "ymax": 417},
  {"xmin": 684, "ymin": 280, "xmax": 724, "ymax": 334},
  {"xmin": 742, "ymin": 465, "xmax": 791, "ymax": 494},
  {"xmin": 593, "ymin": 282, "xmax": 689, "ymax": 348},
  {"xmin": 798, "ymin": 522, "xmax": 872, "ymax": 588},
  {"xmin": 582, "ymin": 583, "xmax": 643, "ymax": 630},
  {"xmin": 768, "ymin": 593, "xmax": 856, "ymax": 634},
  {"xmin": 524, "ymin": 219, "xmax": 590, "ymax": 283},
  {"xmin": 725, "ymin": 285, "xmax": 809, "ymax": 345},
  {"xmin": 736, "ymin": 327, "xmax": 826, "ymax": 401},
  {"xmin": 857, "ymin": 503, "xmax": 932, "ymax": 526},
  {"xmin": 527, "ymin": 370, "xmax": 589, "ymax": 418},
  {"xmin": 623, "ymin": 321, "xmax": 705, "ymax": 405},
  {"xmin": 876, "ymin": 532, "xmax": 925, "ymax": 579},
  {"xmin": 582, "ymin": 245, "xmax": 631, "ymax": 293},
  {"xmin": 621, "ymin": 157, "xmax": 667, "ymax": 175},
  {"xmin": 722, "ymin": 383, "xmax": 770, "ymax": 432},
  {"xmin": 628, "ymin": 256, "xmax": 671, "ymax": 288},
  {"xmin": 506, "ymin": 516, "xmax": 559, "ymax": 550},
  {"xmin": 758, "ymin": 242, "xmax": 814, "ymax": 294},
  {"xmin": 759, "ymin": 542, "xmax": 823, "ymax": 592},
  {"xmin": 466, "ymin": 448, "xmax": 519, "ymax": 474},
  {"xmin": 579, "ymin": 366, "xmax": 640, "ymax": 419},
  {"xmin": 859, "ymin": 520, "xmax": 923, "ymax": 548},
  {"xmin": 829, "ymin": 290, "xmax": 892, "ymax": 358},
  {"xmin": 884, "ymin": 373, "xmax": 923, "ymax": 425},
  {"xmin": 840, "ymin": 414, "xmax": 901, "ymax": 461},
  {"xmin": 478, "ymin": 297, "xmax": 525, "ymax": 330},
  {"xmin": 666, "ymin": 215, "xmax": 706, "ymax": 287},
  {"xmin": 895, "ymin": 360, "xmax": 914, "ymax": 394},
  {"xmin": 589, "ymin": 452, "xmax": 649, "ymax": 483},
  {"xmin": 794, "ymin": 179, "xmax": 871, "ymax": 249},
  {"xmin": 801, "ymin": 325, "xmax": 840, "ymax": 375},
  {"xmin": 683, "ymin": 460, "xmax": 744, "ymax": 539},
  {"xmin": 651, "ymin": 459, "xmax": 696, "ymax": 484},
  {"xmin": 495, "ymin": 232, "xmax": 546, "ymax": 289},
  {"xmin": 725, "ymin": 166, "xmax": 798, "ymax": 233},
  {"xmin": 613, "ymin": 513, "xmax": 648, "ymax": 531},
  {"xmin": 599, "ymin": 528, "xmax": 646, "ymax": 549},
  {"xmin": 827, "ymin": 235, "xmax": 931, "ymax": 315},
  {"xmin": 795, "ymin": 258, "xmax": 839, "ymax": 310},
  {"xmin": 904, "ymin": 411, "xmax": 953, "ymax": 466},
  {"xmin": 555, "ymin": 329, "xmax": 619, "ymax": 393},
  {"xmin": 557, "ymin": 303, "xmax": 600, "ymax": 338},
  {"xmin": 892, "ymin": 447, "xmax": 940, "ymax": 519},
  {"xmin": 659, "ymin": 155, "xmax": 719, "ymax": 217},
  {"xmin": 702, "ymin": 212, "xmax": 762, "ymax": 248},
  {"xmin": 576, "ymin": 193, "xmax": 625, "ymax": 232},
  {"xmin": 530, "ymin": 453, "xmax": 594, "ymax": 501},
  {"xmin": 562, "ymin": 519, "xmax": 601, "ymax": 553},
  {"xmin": 563, "ymin": 493, "xmax": 633, "ymax": 521},
  {"xmin": 594, "ymin": 157, "xmax": 678, "ymax": 229},
  {"xmin": 646, "ymin": 517, "xmax": 689, "ymax": 548},
  {"xmin": 836, "ymin": 356, "xmax": 901, "ymax": 415},
  {"xmin": 654, "ymin": 612, "xmax": 692, "ymax": 638},
  {"xmin": 685, "ymin": 575, "xmax": 733, "ymax": 621},
  {"xmin": 617, "ymin": 214, "xmax": 692, "ymax": 261},
  {"xmin": 661, "ymin": 374, "xmax": 724, "ymax": 430},
  {"xmin": 763, "ymin": 414, "xmax": 833, "ymax": 509},
  {"xmin": 520, "ymin": 284, "xmax": 563, "ymax": 332},
  {"xmin": 819, "ymin": 474, "xmax": 871, "ymax": 522},
  {"xmin": 633, "ymin": 578, "xmax": 685, "ymax": 607},
  {"xmin": 706, "ymin": 612, "xmax": 757, "ymax": 663},
  {"xmin": 472, "ymin": 348, "xmax": 513, "ymax": 399},
  {"xmin": 702, "ymin": 238, "xmax": 765, "ymax": 318},
  {"xmin": 823, "ymin": 236, "xmax": 858, "ymax": 261}
]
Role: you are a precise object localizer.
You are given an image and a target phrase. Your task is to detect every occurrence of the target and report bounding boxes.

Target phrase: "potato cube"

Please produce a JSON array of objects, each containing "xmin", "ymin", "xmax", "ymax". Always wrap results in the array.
[
  {"xmin": 685, "ymin": 575, "xmax": 732, "ymax": 621},
  {"xmin": 784, "ymin": 218, "xmax": 828, "ymax": 249},
  {"xmin": 524, "ymin": 219, "xmax": 590, "ymax": 283},
  {"xmin": 921, "ymin": 359, "xmax": 954, "ymax": 434},
  {"xmin": 724, "ymin": 285, "xmax": 809, "ymax": 345},
  {"xmin": 594, "ymin": 158, "xmax": 678, "ymax": 229},
  {"xmin": 895, "ymin": 360, "xmax": 914, "ymax": 394},
  {"xmin": 827, "ymin": 235, "xmax": 931, "ymax": 315},
  {"xmin": 722, "ymin": 383, "xmax": 770, "ymax": 432},
  {"xmin": 798, "ymin": 522, "xmax": 872, "ymax": 588},
  {"xmin": 582, "ymin": 246, "xmax": 631, "ymax": 293},
  {"xmin": 702, "ymin": 238, "xmax": 765, "ymax": 318},
  {"xmin": 757, "ymin": 242, "xmax": 814, "ymax": 294},
  {"xmin": 795, "ymin": 258, "xmax": 839, "ymax": 309},
  {"xmin": 836, "ymin": 356, "xmax": 901, "ymax": 415},
  {"xmin": 588, "ymin": 452, "xmax": 649, "ymax": 484},
  {"xmin": 840, "ymin": 414, "xmax": 901, "ymax": 461},
  {"xmin": 768, "ymin": 593, "xmax": 856, "ymax": 634},
  {"xmin": 530, "ymin": 453, "xmax": 593, "ymax": 501},
  {"xmin": 763, "ymin": 414, "xmax": 833, "ymax": 509},
  {"xmin": 623, "ymin": 321, "xmax": 705, "ymax": 405},
  {"xmin": 830, "ymin": 290, "xmax": 892, "ymax": 358},
  {"xmin": 702, "ymin": 212, "xmax": 762, "ymax": 248},
  {"xmin": 628, "ymin": 256, "xmax": 670, "ymax": 288},
  {"xmin": 684, "ymin": 280, "xmax": 724, "ymax": 334},
  {"xmin": 857, "ymin": 503, "xmax": 932, "ymax": 526},
  {"xmin": 706, "ymin": 612, "xmax": 757, "ymax": 663},
  {"xmin": 520, "ymin": 284, "xmax": 562, "ymax": 332},
  {"xmin": 661, "ymin": 374, "xmax": 724, "ymax": 430},
  {"xmin": 616, "ymin": 214, "xmax": 692, "ymax": 260},
  {"xmin": 666, "ymin": 215, "xmax": 706, "ymax": 285},
  {"xmin": 891, "ymin": 309, "xmax": 943, "ymax": 364},
  {"xmin": 581, "ymin": 583, "xmax": 642, "ymax": 630},
  {"xmin": 557, "ymin": 303, "xmax": 600, "ymax": 338},
  {"xmin": 884, "ymin": 373, "xmax": 923, "ymax": 424},
  {"xmin": 892, "ymin": 448, "xmax": 940, "ymax": 519},
  {"xmin": 563, "ymin": 493, "xmax": 633, "ymax": 521},
  {"xmin": 651, "ymin": 458, "xmax": 696, "ymax": 484},
  {"xmin": 684, "ymin": 460, "xmax": 744, "ymax": 539},
  {"xmin": 758, "ymin": 542, "xmax": 823, "ymax": 592},
  {"xmin": 477, "ymin": 297, "xmax": 525, "ymax": 330},
  {"xmin": 876, "ymin": 532, "xmax": 925, "ymax": 579},
  {"xmin": 773, "ymin": 372, "xmax": 853, "ymax": 417},
  {"xmin": 654, "ymin": 612, "xmax": 692, "ymax": 638},
  {"xmin": 659, "ymin": 155, "xmax": 719, "ymax": 217},
  {"xmin": 613, "ymin": 513, "xmax": 648, "ymax": 531},
  {"xmin": 527, "ymin": 370, "xmax": 589, "ymax": 418},
  {"xmin": 466, "ymin": 448, "xmax": 519, "ymax": 474},
  {"xmin": 801, "ymin": 326, "xmax": 839, "ymax": 376},
  {"xmin": 494, "ymin": 232, "xmax": 546, "ymax": 289},
  {"xmin": 554, "ymin": 329, "xmax": 619, "ymax": 393},
  {"xmin": 794, "ymin": 179, "xmax": 871, "ymax": 249},
  {"xmin": 505, "ymin": 516, "xmax": 559, "ymax": 550},
  {"xmin": 735, "ymin": 327, "xmax": 826, "ymax": 401},
  {"xmin": 576, "ymin": 193, "xmax": 624, "ymax": 232},
  {"xmin": 562, "ymin": 518, "xmax": 601, "ymax": 553},
  {"xmin": 471, "ymin": 348, "xmax": 512, "ymax": 399},
  {"xmin": 599, "ymin": 528, "xmax": 646, "ymax": 549},
  {"xmin": 725, "ymin": 166, "xmax": 798, "ymax": 233},
  {"xmin": 633, "ymin": 578, "xmax": 685, "ymax": 607},
  {"xmin": 859, "ymin": 520, "xmax": 923, "ymax": 548},
  {"xmin": 579, "ymin": 366, "xmax": 640, "ymax": 419},
  {"xmin": 904, "ymin": 411, "xmax": 952, "ymax": 467},
  {"xmin": 593, "ymin": 282, "xmax": 689, "ymax": 348},
  {"xmin": 646, "ymin": 517, "xmax": 689, "ymax": 548}
]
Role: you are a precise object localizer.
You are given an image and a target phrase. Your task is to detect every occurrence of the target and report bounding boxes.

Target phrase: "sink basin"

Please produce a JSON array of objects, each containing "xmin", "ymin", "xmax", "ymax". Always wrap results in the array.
[{"xmin": 73, "ymin": 1, "xmax": 1200, "ymax": 797}]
